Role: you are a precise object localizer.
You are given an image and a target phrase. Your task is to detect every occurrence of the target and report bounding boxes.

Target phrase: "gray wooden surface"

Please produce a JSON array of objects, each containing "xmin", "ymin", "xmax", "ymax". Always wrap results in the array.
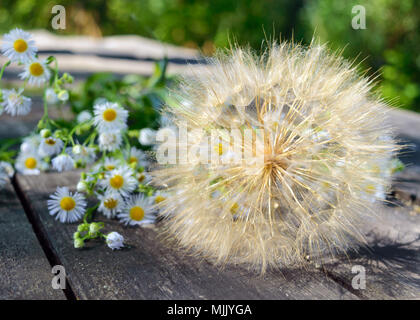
[
  {"xmin": 0, "ymin": 179, "xmax": 65, "ymax": 299},
  {"xmin": 14, "ymin": 171, "xmax": 358, "ymax": 300}
]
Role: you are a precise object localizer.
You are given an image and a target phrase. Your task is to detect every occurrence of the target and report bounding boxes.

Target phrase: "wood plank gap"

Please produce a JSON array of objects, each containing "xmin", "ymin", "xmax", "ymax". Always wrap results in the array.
[
  {"xmin": 11, "ymin": 176, "xmax": 76, "ymax": 300},
  {"xmin": 321, "ymin": 268, "xmax": 369, "ymax": 300}
]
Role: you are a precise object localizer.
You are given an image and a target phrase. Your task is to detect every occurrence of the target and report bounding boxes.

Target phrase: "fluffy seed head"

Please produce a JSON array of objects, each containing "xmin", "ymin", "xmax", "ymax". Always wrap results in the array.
[{"xmin": 152, "ymin": 41, "xmax": 399, "ymax": 272}]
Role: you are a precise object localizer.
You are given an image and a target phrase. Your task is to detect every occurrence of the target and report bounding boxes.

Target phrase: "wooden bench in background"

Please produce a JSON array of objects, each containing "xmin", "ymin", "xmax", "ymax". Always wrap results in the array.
[{"xmin": 0, "ymin": 31, "xmax": 419, "ymax": 300}]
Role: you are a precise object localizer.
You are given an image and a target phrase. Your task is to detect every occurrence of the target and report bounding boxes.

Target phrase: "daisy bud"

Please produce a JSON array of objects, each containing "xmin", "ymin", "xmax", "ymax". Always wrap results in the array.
[
  {"xmin": 77, "ymin": 111, "xmax": 92, "ymax": 124},
  {"xmin": 77, "ymin": 224, "xmax": 89, "ymax": 232},
  {"xmin": 89, "ymin": 222, "xmax": 102, "ymax": 236},
  {"xmin": 72, "ymin": 145, "xmax": 83, "ymax": 155},
  {"xmin": 0, "ymin": 161, "xmax": 14, "ymax": 177},
  {"xmin": 74, "ymin": 238, "xmax": 84, "ymax": 249},
  {"xmin": 73, "ymin": 231, "xmax": 81, "ymax": 239},
  {"xmin": 106, "ymin": 232, "xmax": 124, "ymax": 250},
  {"xmin": 40, "ymin": 129, "xmax": 51, "ymax": 138},
  {"xmin": 57, "ymin": 90, "xmax": 69, "ymax": 102},
  {"xmin": 63, "ymin": 73, "xmax": 73, "ymax": 83},
  {"xmin": 54, "ymin": 130, "xmax": 65, "ymax": 139},
  {"xmin": 76, "ymin": 180, "xmax": 87, "ymax": 192},
  {"xmin": 45, "ymin": 88, "xmax": 59, "ymax": 104}
]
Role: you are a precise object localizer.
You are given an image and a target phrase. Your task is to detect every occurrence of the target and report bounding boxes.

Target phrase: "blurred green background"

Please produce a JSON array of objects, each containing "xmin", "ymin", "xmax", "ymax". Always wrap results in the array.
[{"xmin": 1, "ymin": 0, "xmax": 419, "ymax": 112}]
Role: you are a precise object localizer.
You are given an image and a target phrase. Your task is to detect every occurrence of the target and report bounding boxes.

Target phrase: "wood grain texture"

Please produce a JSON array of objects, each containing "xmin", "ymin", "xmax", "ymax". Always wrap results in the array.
[
  {"xmin": 322, "ymin": 205, "xmax": 420, "ymax": 299},
  {"xmin": 15, "ymin": 172, "xmax": 358, "ymax": 300},
  {"xmin": 0, "ymin": 179, "xmax": 65, "ymax": 299}
]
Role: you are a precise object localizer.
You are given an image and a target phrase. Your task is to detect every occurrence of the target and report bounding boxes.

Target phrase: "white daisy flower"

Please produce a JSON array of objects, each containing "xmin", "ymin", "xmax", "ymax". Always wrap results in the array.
[
  {"xmin": 45, "ymin": 88, "xmax": 59, "ymax": 104},
  {"xmin": 0, "ymin": 161, "xmax": 14, "ymax": 177},
  {"xmin": 153, "ymin": 191, "xmax": 168, "ymax": 205},
  {"xmin": 98, "ymin": 191, "xmax": 124, "ymax": 219},
  {"xmin": 38, "ymin": 136, "xmax": 64, "ymax": 157},
  {"xmin": 106, "ymin": 232, "xmax": 124, "ymax": 250},
  {"xmin": 102, "ymin": 166, "xmax": 136, "ymax": 197},
  {"xmin": 98, "ymin": 130, "xmax": 122, "ymax": 152},
  {"xmin": 93, "ymin": 102, "xmax": 128, "ymax": 133},
  {"xmin": 67, "ymin": 145, "xmax": 96, "ymax": 166},
  {"xmin": 15, "ymin": 152, "xmax": 44, "ymax": 175},
  {"xmin": 118, "ymin": 194, "xmax": 155, "ymax": 226},
  {"xmin": 1, "ymin": 28, "xmax": 37, "ymax": 63},
  {"xmin": 19, "ymin": 59, "xmax": 51, "ymax": 86},
  {"xmin": 126, "ymin": 147, "xmax": 149, "ymax": 168},
  {"xmin": 139, "ymin": 128, "xmax": 156, "ymax": 145},
  {"xmin": 20, "ymin": 134, "xmax": 41, "ymax": 153},
  {"xmin": 52, "ymin": 154, "xmax": 75, "ymax": 172},
  {"xmin": 77, "ymin": 110, "xmax": 92, "ymax": 123},
  {"xmin": 136, "ymin": 171, "xmax": 151, "ymax": 185},
  {"xmin": 47, "ymin": 187, "xmax": 86, "ymax": 223},
  {"xmin": 1, "ymin": 88, "xmax": 32, "ymax": 116},
  {"xmin": 103, "ymin": 157, "xmax": 121, "ymax": 171}
]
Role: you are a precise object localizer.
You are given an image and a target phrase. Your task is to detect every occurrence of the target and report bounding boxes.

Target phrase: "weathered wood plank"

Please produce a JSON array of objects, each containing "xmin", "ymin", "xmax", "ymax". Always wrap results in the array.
[
  {"xmin": 0, "ymin": 30, "xmax": 205, "ymax": 77},
  {"xmin": 15, "ymin": 171, "xmax": 358, "ymax": 300},
  {"xmin": 322, "ymin": 205, "xmax": 420, "ymax": 299},
  {"xmin": 0, "ymin": 179, "xmax": 65, "ymax": 299},
  {"xmin": 317, "ymin": 108, "xmax": 420, "ymax": 300}
]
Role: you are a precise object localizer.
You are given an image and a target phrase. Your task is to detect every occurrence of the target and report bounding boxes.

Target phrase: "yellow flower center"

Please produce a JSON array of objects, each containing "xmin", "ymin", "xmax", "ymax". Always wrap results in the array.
[
  {"xmin": 13, "ymin": 39, "xmax": 28, "ymax": 53},
  {"xmin": 103, "ymin": 109, "xmax": 117, "ymax": 122},
  {"xmin": 59, "ymin": 196, "xmax": 76, "ymax": 211},
  {"xmin": 155, "ymin": 195, "xmax": 166, "ymax": 204},
  {"xmin": 110, "ymin": 174, "xmax": 124, "ymax": 189},
  {"xmin": 29, "ymin": 62, "xmax": 44, "ymax": 77},
  {"xmin": 365, "ymin": 184, "xmax": 376, "ymax": 194},
  {"xmin": 129, "ymin": 206, "xmax": 144, "ymax": 221},
  {"xmin": 230, "ymin": 202, "xmax": 239, "ymax": 214},
  {"xmin": 105, "ymin": 165, "xmax": 115, "ymax": 171},
  {"xmin": 138, "ymin": 173, "xmax": 145, "ymax": 183},
  {"xmin": 45, "ymin": 138, "xmax": 56, "ymax": 146},
  {"xmin": 24, "ymin": 157, "xmax": 37, "ymax": 169},
  {"xmin": 129, "ymin": 156, "xmax": 138, "ymax": 164},
  {"xmin": 104, "ymin": 198, "xmax": 118, "ymax": 209},
  {"xmin": 215, "ymin": 143, "xmax": 223, "ymax": 155}
]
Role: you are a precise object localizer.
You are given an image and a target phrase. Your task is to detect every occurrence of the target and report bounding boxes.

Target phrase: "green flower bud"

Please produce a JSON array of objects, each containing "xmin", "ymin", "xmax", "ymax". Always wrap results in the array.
[
  {"xmin": 57, "ymin": 90, "xmax": 69, "ymax": 102},
  {"xmin": 74, "ymin": 238, "xmax": 84, "ymax": 248},
  {"xmin": 54, "ymin": 130, "xmax": 64, "ymax": 139},
  {"xmin": 89, "ymin": 222, "xmax": 103, "ymax": 236},
  {"xmin": 77, "ymin": 224, "xmax": 89, "ymax": 232},
  {"xmin": 40, "ymin": 129, "xmax": 51, "ymax": 138},
  {"xmin": 73, "ymin": 231, "xmax": 81, "ymax": 239}
]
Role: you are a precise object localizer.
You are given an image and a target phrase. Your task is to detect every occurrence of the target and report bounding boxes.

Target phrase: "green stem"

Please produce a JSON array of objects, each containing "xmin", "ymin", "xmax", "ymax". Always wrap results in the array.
[
  {"xmin": 0, "ymin": 60, "xmax": 11, "ymax": 82},
  {"xmin": 83, "ymin": 202, "xmax": 99, "ymax": 224}
]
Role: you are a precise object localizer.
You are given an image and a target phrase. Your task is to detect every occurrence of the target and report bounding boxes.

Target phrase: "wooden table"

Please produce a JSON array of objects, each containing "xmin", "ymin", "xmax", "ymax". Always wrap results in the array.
[{"xmin": 0, "ymin": 32, "xmax": 419, "ymax": 299}]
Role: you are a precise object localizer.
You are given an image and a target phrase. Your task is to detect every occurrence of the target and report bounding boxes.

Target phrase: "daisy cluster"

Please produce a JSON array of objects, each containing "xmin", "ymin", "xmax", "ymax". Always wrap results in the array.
[
  {"xmin": 46, "ymin": 101, "xmax": 165, "ymax": 250},
  {"xmin": 0, "ymin": 28, "xmax": 168, "ymax": 251},
  {"xmin": 0, "ymin": 28, "xmax": 71, "ymax": 118}
]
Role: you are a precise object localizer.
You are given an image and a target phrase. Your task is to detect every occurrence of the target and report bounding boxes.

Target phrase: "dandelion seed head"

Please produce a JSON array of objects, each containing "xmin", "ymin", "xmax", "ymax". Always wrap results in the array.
[{"xmin": 152, "ymin": 41, "xmax": 400, "ymax": 272}]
